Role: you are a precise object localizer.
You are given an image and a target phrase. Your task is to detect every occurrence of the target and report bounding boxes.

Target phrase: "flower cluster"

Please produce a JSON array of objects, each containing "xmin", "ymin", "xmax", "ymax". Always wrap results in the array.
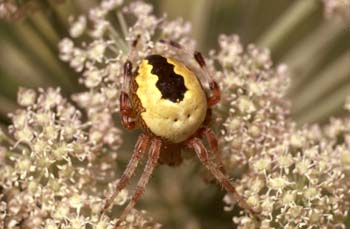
[
  {"xmin": 213, "ymin": 34, "xmax": 350, "ymax": 227},
  {"xmin": 323, "ymin": 113, "xmax": 350, "ymax": 184},
  {"xmin": 225, "ymin": 118, "xmax": 350, "ymax": 228},
  {"xmin": 210, "ymin": 34, "xmax": 291, "ymax": 172},
  {"xmin": 0, "ymin": 88, "xmax": 159, "ymax": 228}
]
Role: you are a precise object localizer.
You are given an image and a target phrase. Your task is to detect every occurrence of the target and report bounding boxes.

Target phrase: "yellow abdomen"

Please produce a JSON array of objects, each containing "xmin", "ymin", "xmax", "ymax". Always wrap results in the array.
[{"xmin": 133, "ymin": 55, "xmax": 207, "ymax": 143}]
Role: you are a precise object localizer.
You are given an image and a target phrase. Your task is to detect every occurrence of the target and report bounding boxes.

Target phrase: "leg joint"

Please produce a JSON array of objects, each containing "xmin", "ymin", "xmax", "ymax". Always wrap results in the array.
[
  {"xmin": 194, "ymin": 51, "xmax": 206, "ymax": 68},
  {"xmin": 124, "ymin": 61, "xmax": 132, "ymax": 76}
]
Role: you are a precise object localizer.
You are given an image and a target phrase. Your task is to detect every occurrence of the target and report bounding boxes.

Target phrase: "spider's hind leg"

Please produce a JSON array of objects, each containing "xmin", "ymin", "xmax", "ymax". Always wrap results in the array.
[
  {"xmin": 114, "ymin": 138, "xmax": 162, "ymax": 228},
  {"xmin": 186, "ymin": 137, "xmax": 261, "ymax": 221},
  {"xmin": 197, "ymin": 127, "xmax": 226, "ymax": 174},
  {"xmin": 102, "ymin": 134, "xmax": 150, "ymax": 214}
]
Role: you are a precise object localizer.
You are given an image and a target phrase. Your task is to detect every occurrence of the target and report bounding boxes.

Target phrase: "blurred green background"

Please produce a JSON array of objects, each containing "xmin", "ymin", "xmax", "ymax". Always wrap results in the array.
[{"xmin": 0, "ymin": 0, "xmax": 349, "ymax": 228}]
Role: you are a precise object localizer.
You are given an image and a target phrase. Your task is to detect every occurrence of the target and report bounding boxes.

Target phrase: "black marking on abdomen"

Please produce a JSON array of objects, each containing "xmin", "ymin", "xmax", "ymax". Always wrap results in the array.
[{"xmin": 146, "ymin": 55, "xmax": 187, "ymax": 103}]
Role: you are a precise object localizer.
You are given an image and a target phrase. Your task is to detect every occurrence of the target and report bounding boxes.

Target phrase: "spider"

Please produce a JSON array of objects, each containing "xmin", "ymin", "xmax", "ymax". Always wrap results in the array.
[{"xmin": 102, "ymin": 38, "xmax": 258, "ymax": 227}]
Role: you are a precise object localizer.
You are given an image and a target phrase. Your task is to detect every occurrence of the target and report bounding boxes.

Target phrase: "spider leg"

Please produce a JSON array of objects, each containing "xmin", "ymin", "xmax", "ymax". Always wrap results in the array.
[
  {"xmin": 121, "ymin": 35, "xmax": 140, "ymax": 107},
  {"xmin": 120, "ymin": 61, "xmax": 136, "ymax": 130},
  {"xmin": 198, "ymin": 127, "xmax": 226, "ymax": 174},
  {"xmin": 186, "ymin": 137, "xmax": 260, "ymax": 220},
  {"xmin": 193, "ymin": 51, "xmax": 220, "ymax": 106},
  {"xmin": 120, "ymin": 36, "xmax": 141, "ymax": 130},
  {"xmin": 114, "ymin": 138, "xmax": 162, "ymax": 228},
  {"xmin": 101, "ymin": 134, "xmax": 150, "ymax": 214},
  {"xmin": 159, "ymin": 39, "xmax": 220, "ymax": 106}
]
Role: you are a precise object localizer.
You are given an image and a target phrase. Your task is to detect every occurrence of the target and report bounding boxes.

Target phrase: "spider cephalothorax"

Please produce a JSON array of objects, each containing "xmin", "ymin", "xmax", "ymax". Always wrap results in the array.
[{"xmin": 102, "ymin": 39, "xmax": 258, "ymax": 228}]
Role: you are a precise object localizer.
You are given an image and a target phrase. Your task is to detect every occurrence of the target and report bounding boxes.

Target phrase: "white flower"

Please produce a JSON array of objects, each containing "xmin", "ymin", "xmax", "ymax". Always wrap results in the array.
[
  {"xmin": 17, "ymin": 88, "xmax": 36, "ymax": 107},
  {"xmin": 69, "ymin": 15, "xmax": 87, "ymax": 38}
]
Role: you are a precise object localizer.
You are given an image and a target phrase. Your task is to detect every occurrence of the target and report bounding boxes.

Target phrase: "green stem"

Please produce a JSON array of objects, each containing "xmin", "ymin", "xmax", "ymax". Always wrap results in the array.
[
  {"xmin": 285, "ymin": 20, "xmax": 346, "ymax": 93},
  {"xmin": 26, "ymin": 18, "xmax": 79, "ymax": 91},
  {"xmin": 0, "ymin": 123, "xmax": 7, "ymax": 135},
  {"xmin": 0, "ymin": 68, "xmax": 24, "ymax": 100},
  {"xmin": 117, "ymin": 11, "xmax": 128, "ymax": 39},
  {"xmin": 108, "ymin": 25, "xmax": 128, "ymax": 53},
  {"xmin": 38, "ymin": 0, "xmax": 69, "ymax": 38},
  {"xmin": 256, "ymin": 0, "xmax": 318, "ymax": 50},
  {"xmin": 1, "ymin": 23, "xmax": 75, "ymax": 93},
  {"xmin": 27, "ymin": 17, "xmax": 58, "ymax": 52},
  {"xmin": 0, "ymin": 96, "xmax": 17, "ymax": 118},
  {"xmin": 292, "ymin": 52, "xmax": 350, "ymax": 114},
  {"xmin": 296, "ymin": 83, "xmax": 350, "ymax": 124},
  {"xmin": 190, "ymin": 0, "xmax": 214, "ymax": 50},
  {"xmin": 0, "ymin": 23, "xmax": 51, "ymax": 87}
]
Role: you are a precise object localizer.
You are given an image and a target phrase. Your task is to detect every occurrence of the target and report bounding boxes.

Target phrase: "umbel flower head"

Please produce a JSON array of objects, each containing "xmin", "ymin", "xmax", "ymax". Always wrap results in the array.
[
  {"xmin": 210, "ymin": 34, "xmax": 290, "ymax": 172},
  {"xmin": 0, "ymin": 0, "xmax": 349, "ymax": 228},
  {"xmin": 226, "ymin": 119, "xmax": 350, "ymax": 228},
  {"xmin": 0, "ymin": 87, "xmax": 160, "ymax": 228}
]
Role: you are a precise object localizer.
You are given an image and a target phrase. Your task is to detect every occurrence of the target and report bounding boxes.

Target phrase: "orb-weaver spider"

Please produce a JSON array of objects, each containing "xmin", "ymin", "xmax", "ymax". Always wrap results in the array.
[{"xmin": 101, "ymin": 37, "xmax": 258, "ymax": 227}]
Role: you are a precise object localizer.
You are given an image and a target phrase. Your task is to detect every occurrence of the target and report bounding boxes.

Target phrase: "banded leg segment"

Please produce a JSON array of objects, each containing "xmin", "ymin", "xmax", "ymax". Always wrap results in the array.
[
  {"xmin": 114, "ymin": 138, "xmax": 162, "ymax": 228},
  {"xmin": 193, "ymin": 51, "xmax": 220, "ymax": 106},
  {"xmin": 120, "ymin": 36, "xmax": 141, "ymax": 130},
  {"xmin": 186, "ymin": 137, "xmax": 259, "ymax": 219},
  {"xmin": 120, "ymin": 60, "xmax": 135, "ymax": 130},
  {"xmin": 198, "ymin": 127, "xmax": 226, "ymax": 173},
  {"xmin": 102, "ymin": 134, "xmax": 150, "ymax": 213}
]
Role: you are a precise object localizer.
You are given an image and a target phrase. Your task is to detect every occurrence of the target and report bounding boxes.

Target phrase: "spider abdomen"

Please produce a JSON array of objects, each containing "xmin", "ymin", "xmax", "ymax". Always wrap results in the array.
[{"xmin": 131, "ymin": 55, "xmax": 207, "ymax": 143}]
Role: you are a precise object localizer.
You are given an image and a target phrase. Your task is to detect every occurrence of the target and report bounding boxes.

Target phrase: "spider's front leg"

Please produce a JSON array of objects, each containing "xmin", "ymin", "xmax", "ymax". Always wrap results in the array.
[
  {"xmin": 186, "ymin": 137, "xmax": 261, "ymax": 221},
  {"xmin": 120, "ymin": 35, "xmax": 142, "ymax": 130},
  {"xmin": 120, "ymin": 60, "xmax": 136, "ymax": 130}
]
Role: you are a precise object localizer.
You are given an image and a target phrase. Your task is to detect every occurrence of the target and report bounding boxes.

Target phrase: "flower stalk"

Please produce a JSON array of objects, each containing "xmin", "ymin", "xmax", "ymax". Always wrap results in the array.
[
  {"xmin": 296, "ymin": 83, "xmax": 350, "ymax": 124},
  {"xmin": 293, "ymin": 52, "xmax": 350, "ymax": 115},
  {"xmin": 257, "ymin": 0, "xmax": 319, "ymax": 51},
  {"xmin": 284, "ymin": 20, "xmax": 346, "ymax": 94}
]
